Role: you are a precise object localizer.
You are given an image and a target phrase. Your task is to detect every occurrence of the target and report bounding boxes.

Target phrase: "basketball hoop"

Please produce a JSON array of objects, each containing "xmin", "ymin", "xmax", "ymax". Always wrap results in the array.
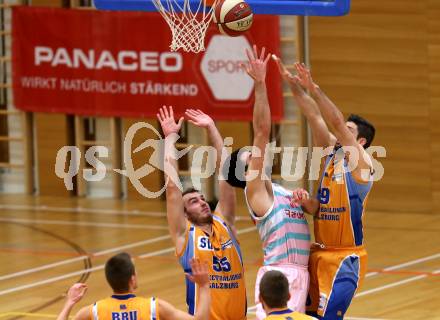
[{"xmin": 151, "ymin": 0, "xmax": 218, "ymax": 53}]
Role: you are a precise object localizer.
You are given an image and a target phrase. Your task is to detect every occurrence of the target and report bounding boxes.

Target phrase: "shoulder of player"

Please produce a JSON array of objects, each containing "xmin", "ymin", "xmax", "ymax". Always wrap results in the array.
[
  {"xmin": 270, "ymin": 182, "xmax": 290, "ymax": 197},
  {"xmin": 344, "ymin": 144, "xmax": 372, "ymax": 168},
  {"xmin": 72, "ymin": 304, "xmax": 93, "ymax": 320},
  {"xmin": 291, "ymin": 312, "xmax": 317, "ymax": 320},
  {"xmin": 134, "ymin": 295, "xmax": 153, "ymax": 302},
  {"xmin": 212, "ymin": 211, "xmax": 228, "ymax": 224},
  {"xmin": 99, "ymin": 294, "xmax": 147, "ymax": 303},
  {"xmin": 349, "ymin": 146, "xmax": 374, "ymax": 184}
]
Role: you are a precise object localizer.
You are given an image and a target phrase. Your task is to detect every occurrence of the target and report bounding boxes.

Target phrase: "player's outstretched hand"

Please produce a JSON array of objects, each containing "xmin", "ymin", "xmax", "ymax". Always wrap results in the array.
[
  {"xmin": 65, "ymin": 283, "xmax": 88, "ymax": 307},
  {"xmin": 272, "ymin": 54, "xmax": 294, "ymax": 82},
  {"xmin": 291, "ymin": 188, "xmax": 310, "ymax": 208},
  {"xmin": 242, "ymin": 45, "xmax": 271, "ymax": 83},
  {"xmin": 185, "ymin": 109, "xmax": 214, "ymax": 129},
  {"xmin": 186, "ymin": 258, "xmax": 209, "ymax": 288},
  {"xmin": 157, "ymin": 105, "xmax": 184, "ymax": 137},
  {"xmin": 272, "ymin": 55, "xmax": 305, "ymax": 96},
  {"xmin": 294, "ymin": 62, "xmax": 316, "ymax": 92}
]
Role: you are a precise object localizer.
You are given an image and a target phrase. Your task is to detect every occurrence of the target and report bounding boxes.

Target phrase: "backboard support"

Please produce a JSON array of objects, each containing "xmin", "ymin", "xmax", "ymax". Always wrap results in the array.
[{"xmin": 93, "ymin": 0, "xmax": 350, "ymax": 16}]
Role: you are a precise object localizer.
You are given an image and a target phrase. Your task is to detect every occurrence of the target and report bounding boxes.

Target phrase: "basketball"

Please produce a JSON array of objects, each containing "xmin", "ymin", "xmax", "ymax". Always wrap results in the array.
[{"xmin": 213, "ymin": 0, "xmax": 253, "ymax": 37}]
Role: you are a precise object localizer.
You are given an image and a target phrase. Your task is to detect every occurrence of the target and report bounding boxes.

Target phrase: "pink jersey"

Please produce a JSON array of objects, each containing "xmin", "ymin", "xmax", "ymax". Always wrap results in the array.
[{"xmin": 245, "ymin": 183, "xmax": 311, "ymax": 266}]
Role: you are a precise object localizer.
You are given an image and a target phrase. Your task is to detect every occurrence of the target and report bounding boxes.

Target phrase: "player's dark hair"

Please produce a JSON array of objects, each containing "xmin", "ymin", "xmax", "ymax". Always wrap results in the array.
[
  {"xmin": 347, "ymin": 114, "xmax": 375, "ymax": 149},
  {"xmin": 105, "ymin": 252, "xmax": 135, "ymax": 293},
  {"xmin": 259, "ymin": 270, "xmax": 290, "ymax": 308},
  {"xmin": 182, "ymin": 187, "xmax": 201, "ymax": 197},
  {"xmin": 222, "ymin": 149, "xmax": 247, "ymax": 189}
]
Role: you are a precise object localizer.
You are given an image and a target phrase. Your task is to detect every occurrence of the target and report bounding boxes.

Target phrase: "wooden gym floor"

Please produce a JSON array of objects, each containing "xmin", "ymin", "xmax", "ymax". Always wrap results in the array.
[{"xmin": 0, "ymin": 195, "xmax": 439, "ymax": 320}]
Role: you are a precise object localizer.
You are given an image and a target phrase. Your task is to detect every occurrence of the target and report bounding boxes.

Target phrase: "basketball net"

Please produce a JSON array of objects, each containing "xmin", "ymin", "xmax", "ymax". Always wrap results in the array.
[{"xmin": 151, "ymin": 0, "xmax": 218, "ymax": 52}]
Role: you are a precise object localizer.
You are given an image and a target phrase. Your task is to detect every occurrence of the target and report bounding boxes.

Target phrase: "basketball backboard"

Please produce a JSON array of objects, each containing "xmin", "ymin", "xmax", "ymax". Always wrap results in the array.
[{"xmin": 94, "ymin": 0, "xmax": 350, "ymax": 16}]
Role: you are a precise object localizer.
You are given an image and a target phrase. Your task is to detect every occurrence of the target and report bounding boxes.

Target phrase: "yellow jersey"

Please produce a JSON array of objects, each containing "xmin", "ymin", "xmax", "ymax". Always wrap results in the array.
[
  {"xmin": 316, "ymin": 150, "xmax": 373, "ymax": 247},
  {"xmin": 178, "ymin": 212, "xmax": 246, "ymax": 320},
  {"xmin": 265, "ymin": 308, "xmax": 315, "ymax": 320},
  {"xmin": 90, "ymin": 294, "xmax": 158, "ymax": 320}
]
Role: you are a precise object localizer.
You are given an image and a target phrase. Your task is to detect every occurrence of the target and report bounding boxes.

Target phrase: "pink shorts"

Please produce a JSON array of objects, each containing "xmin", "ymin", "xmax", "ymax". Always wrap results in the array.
[{"xmin": 254, "ymin": 264, "xmax": 309, "ymax": 320}]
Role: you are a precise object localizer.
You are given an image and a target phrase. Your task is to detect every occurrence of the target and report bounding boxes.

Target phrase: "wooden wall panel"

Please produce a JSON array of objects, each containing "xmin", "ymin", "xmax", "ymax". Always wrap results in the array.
[
  {"xmin": 310, "ymin": 0, "xmax": 436, "ymax": 213},
  {"xmin": 0, "ymin": 116, "xmax": 9, "ymax": 163},
  {"xmin": 35, "ymin": 113, "xmax": 71, "ymax": 196},
  {"xmin": 216, "ymin": 122, "xmax": 252, "ymax": 149},
  {"xmin": 122, "ymin": 119, "xmax": 163, "ymax": 201},
  {"xmin": 31, "ymin": 0, "xmax": 65, "ymax": 7},
  {"xmin": 429, "ymin": 0, "xmax": 440, "ymax": 209},
  {"xmin": 32, "ymin": 0, "xmax": 70, "ymax": 196}
]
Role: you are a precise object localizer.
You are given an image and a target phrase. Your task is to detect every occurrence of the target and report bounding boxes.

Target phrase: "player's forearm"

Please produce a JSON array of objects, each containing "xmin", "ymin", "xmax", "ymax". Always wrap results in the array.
[
  {"xmin": 193, "ymin": 284, "xmax": 211, "ymax": 320},
  {"xmin": 302, "ymin": 198, "xmax": 320, "ymax": 216},
  {"xmin": 292, "ymin": 88, "xmax": 322, "ymax": 121},
  {"xmin": 218, "ymin": 180, "xmax": 237, "ymax": 226},
  {"xmin": 253, "ymin": 81, "xmax": 271, "ymax": 135},
  {"xmin": 206, "ymin": 122, "xmax": 224, "ymax": 171},
  {"xmin": 164, "ymin": 137, "xmax": 181, "ymax": 188},
  {"xmin": 310, "ymin": 84, "xmax": 345, "ymax": 131},
  {"xmin": 206, "ymin": 122, "xmax": 237, "ymax": 222},
  {"xmin": 57, "ymin": 302, "xmax": 75, "ymax": 320},
  {"xmin": 164, "ymin": 178, "xmax": 188, "ymax": 246},
  {"xmin": 290, "ymin": 88, "xmax": 332, "ymax": 147},
  {"xmin": 165, "ymin": 187, "xmax": 185, "ymax": 234},
  {"xmin": 164, "ymin": 138, "xmax": 186, "ymax": 240}
]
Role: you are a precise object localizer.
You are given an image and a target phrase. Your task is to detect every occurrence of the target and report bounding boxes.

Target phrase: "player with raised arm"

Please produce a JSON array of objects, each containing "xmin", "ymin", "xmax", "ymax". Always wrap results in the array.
[
  {"xmin": 184, "ymin": 108, "xmax": 238, "ymax": 237},
  {"xmin": 236, "ymin": 45, "xmax": 311, "ymax": 320},
  {"xmin": 157, "ymin": 105, "xmax": 246, "ymax": 320},
  {"xmin": 274, "ymin": 57, "xmax": 375, "ymax": 319},
  {"xmin": 57, "ymin": 253, "xmax": 210, "ymax": 320}
]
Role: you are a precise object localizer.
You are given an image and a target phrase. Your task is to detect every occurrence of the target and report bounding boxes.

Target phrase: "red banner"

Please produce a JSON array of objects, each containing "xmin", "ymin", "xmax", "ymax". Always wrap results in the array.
[{"xmin": 12, "ymin": 6, "xmax": 282, "ymax": 121}]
